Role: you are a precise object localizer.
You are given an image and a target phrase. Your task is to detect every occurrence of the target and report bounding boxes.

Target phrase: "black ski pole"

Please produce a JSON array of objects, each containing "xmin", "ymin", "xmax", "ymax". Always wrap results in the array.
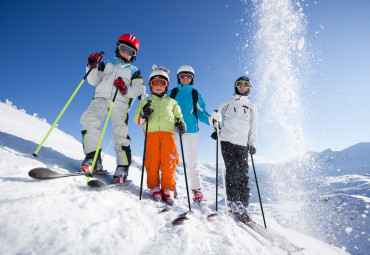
[
  {"xmin": 139, "ymin": 100, "xmax": 152, "ymax": 200},
  {"xmin": 250, "ymin": 153, "xmax": 267, "ymax": 228},
  {"xmin": 178, "ymin": 120, "xmax": 191, "ymax": 212}
]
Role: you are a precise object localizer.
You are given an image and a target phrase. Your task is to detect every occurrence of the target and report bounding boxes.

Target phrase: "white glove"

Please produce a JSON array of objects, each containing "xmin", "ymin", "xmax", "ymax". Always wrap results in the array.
[{"xmin": 208, "ymin": 111, "xmax": 221, "ymax": 125}]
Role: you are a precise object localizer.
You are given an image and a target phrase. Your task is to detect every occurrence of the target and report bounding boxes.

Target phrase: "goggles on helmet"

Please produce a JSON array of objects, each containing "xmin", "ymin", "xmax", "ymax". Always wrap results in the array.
[
  {"xmin": 150, "ymin": 78, "xmax": 168, "ymax": 87},
  {"xmin": 178, "ymin": 73, "xmax": 194, "ymax": 80},
  {"xmin": 235, "ymin": 80, "xmax": 251, "ymax": 89},
  {"xmin": 116, "ymin": 42, "xmax": 137, "ymax": 56}
]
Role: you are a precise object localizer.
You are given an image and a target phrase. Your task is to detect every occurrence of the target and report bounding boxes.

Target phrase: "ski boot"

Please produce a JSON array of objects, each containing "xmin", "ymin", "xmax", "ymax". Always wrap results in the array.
[
  {"xmin": 231, "ymin": 201, "xmax": 251, "ymax": 221},
  {"xmin": 192, "ymin": 189, "xmax": 204, "ymax": 203},
  {"xmin": 150, "ymin": 187, "xmax": 162, "ymax": 202},
  {"xmin": 112, "ymin": 165, "xmax": 129, "ymax": 184},
  {"xmin": 162, "ymin": 189, "xmax": 175, "ymax": 205},
  {"xmin": 79, "ymin": 151, "xmax": 104, "ymax": 176}
]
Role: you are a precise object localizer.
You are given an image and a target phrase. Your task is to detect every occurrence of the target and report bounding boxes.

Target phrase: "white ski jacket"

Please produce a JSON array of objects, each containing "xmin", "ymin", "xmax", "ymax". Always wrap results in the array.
[
  {"xmin": 86, "ymin": 57, "xmax": 145, "ymax": 103},
  {"xmin": 217, "ymin": 95, "xmax": 258, "ymax": 148}
]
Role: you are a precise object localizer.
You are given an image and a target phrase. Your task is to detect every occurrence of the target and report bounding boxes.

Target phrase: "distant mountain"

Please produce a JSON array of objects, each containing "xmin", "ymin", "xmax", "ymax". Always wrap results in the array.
[{"xmin": 304, "ymin": 142, "xmax": 370, "ymax": 176}]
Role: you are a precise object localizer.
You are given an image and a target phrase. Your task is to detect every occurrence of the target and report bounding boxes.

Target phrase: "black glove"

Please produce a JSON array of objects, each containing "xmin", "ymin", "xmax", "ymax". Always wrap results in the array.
[
  {"xmin": 249, "ymin": 145, "xmax": 256, "ymax": 155},
  {"xmin": 114, "ymin": 77, "xmax": 127, "ymax": 95},
  {"xmin": 140, "ymin": 102, "xmax": 153, "ymax": 119},
  {"xmin": 210, "ymin": 131, "xmax": 217, "ymax": 140},
  {"xmin": 87, "ymin": 52, "xmax": 103, "ymax": 68},
  {"xmin": 175, "ymin": 121, "xmax": 186, "ymax": 133}
]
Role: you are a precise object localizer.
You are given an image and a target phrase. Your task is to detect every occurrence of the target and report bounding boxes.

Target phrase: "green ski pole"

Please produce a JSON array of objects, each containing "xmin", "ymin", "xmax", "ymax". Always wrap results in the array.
[
  {"xmin": 33, "ymin": 51, "xmax": 105, "ymax": 157},
  {"xmin": 86, "ymin": 85, "xmax": 120, "ymax": 183}
]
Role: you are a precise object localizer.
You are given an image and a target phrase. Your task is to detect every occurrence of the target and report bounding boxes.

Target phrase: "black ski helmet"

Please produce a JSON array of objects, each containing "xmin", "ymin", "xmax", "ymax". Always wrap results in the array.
[{"xmin": 234, "ymin": 76, "xmax": 251, "ymax": 96}]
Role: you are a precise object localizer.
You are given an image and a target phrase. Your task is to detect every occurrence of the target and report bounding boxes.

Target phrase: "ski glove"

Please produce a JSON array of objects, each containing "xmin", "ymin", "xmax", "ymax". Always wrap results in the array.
[
  {"xmin": 114, "ymin": 77, "xmax": 127, "ymax": 95},
  {"xmin": 208, "ymin": 110, "xmax": 222, "ymax": 125},
  {"xmin": 249, "ymin": 145, "xmax": 256, "ymax": 155},
  {"xmin": 87, "ymin": 52, "xmax": 103, "ymax": 68},
  {"xmin": 140, "ymin": 102, "xmax": 153, "ymax": 119},
  {"xmin": 175, "ymin": 121, "xmax": 186, "ymax": 133}
]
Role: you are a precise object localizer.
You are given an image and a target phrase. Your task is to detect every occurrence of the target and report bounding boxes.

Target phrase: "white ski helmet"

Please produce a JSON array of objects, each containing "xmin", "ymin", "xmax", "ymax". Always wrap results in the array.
[
  {"xmin": 177, "ymin": 65, "xmax": 195, "ymax": 75},
  {"xmin": 148, "ymin": 64, "xmax": 170, "ymax": 95},
  {"xmin": 177, "ymin": 65, "xmax": 195, "ymax": 85}
]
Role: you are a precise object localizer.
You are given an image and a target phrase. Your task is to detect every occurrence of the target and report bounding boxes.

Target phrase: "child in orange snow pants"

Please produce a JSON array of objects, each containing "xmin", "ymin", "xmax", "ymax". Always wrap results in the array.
[{"xmin": 133, "ymin": 65, "xmax": 186, "ymax": 203}]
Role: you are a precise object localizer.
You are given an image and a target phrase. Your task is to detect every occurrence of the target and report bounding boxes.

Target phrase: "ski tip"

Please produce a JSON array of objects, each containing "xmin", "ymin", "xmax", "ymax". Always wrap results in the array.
[
  {"xmin": 160, "ymin": 207, "xmax": 173, "ymax": 213},
  {"xmin": 207, "ymin": 213, "xmax": 218, "ymax": 221},
  {"xmin": 87, "ymin": 179, "xmax": 107, "ymax": 188},
  {"xmin": 28, "ymin": 167, "xmax": 55, "ymax": 179},
  {"xmin": 172, "ymin": 216, "xmax": 189, "ymax": 226}
]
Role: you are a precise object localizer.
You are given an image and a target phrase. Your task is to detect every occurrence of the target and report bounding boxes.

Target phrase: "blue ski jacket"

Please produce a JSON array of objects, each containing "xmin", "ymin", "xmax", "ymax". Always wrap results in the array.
[{"xmin": 167, "ymin": 84, "xmax": 211, "ymax": 133}]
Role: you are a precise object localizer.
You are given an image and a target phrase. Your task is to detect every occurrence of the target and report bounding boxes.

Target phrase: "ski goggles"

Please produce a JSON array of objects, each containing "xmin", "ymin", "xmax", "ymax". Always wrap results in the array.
[
  {"xmin": 150, "ymin": 78, "xmax": 168, "ymax": 87},
  {"xmin": 235, "ymin": 80, "xmax": 251, "ymax": 89},
  {"xmin": 116, "ymin": 42, "xmax": 137, "ymax": 56},
  {"xmin": 178, "ymin": 73, "xmax": 194, "ymax": 80}
]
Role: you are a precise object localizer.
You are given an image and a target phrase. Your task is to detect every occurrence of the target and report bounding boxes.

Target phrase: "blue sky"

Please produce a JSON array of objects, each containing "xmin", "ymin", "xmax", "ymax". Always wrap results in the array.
[{"xmin": 1, "ymin": 0, "xmax": 369, "ymax": 164}]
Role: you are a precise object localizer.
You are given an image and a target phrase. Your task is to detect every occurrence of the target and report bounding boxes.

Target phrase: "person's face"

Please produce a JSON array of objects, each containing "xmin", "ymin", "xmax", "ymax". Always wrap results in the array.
[
  {"xmin": 237, "ymin": 86, "xmax": 248, "ymax": 94},
  {"xmin": 152, "ymin": 85, "xmax": 166, "ymax": 94},
  {"xmin": 150, "ymin": 78, "xmax": 167, "ymax": 94},
  {"xmin": 119, "ymin": 51, "xmax": 132, "ymax": 62},
  {"xmin": 180, "ymin": 77, "xmax": 191, "ymax": 85},
  {"xmin": 178, "ymin": 73, "xmax": 193, "ymax": 85}
]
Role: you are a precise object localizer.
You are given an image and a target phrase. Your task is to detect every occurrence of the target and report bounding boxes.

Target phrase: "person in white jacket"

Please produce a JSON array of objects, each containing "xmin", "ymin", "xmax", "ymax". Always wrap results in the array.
[
  {"xmin": 209, "ymin": 76, "xmax": 258, "ymax": 221},
  {"xmin": 79, "ymin": 34, "xmax": 146, "ymax": 184}
]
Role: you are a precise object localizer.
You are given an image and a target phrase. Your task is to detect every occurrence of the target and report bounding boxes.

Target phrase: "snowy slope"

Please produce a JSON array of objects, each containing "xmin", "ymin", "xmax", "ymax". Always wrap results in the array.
[
  {"xmin": 246, "ymin": 145, "xmax": 370, "ymax": 255},
  {"xmin": 0, "ymin": 101, "xmax": 349, "ymax": 255}
]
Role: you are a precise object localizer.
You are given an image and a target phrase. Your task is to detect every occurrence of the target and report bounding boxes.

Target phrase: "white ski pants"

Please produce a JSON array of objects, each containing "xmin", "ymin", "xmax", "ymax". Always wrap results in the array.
[
  {"xmin": 175, "ymin": 132, "xmax": 201, "ymax": 190},
  {"xmin": 80, "ymin": 97, "xmax": 131, "ymax": 165}
]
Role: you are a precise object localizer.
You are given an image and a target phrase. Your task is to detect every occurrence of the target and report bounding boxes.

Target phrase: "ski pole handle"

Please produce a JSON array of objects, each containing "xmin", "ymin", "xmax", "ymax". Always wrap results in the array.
[{"xmin": 84, "ymin": 51, "xmax": 105, "ymax": 80}]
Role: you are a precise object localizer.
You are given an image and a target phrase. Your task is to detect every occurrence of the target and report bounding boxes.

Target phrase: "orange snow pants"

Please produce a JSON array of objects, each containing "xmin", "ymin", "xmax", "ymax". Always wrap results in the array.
[{"xmin": 145, "ymin": 131, "xmax": 179, "ymax": 190}]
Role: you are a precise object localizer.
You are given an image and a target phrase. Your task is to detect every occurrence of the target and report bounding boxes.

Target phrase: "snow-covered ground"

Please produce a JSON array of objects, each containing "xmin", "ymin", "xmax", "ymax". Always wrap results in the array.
[{"xmin": 0, "ymin": 101, "xmax": 358, "ymax": 255}]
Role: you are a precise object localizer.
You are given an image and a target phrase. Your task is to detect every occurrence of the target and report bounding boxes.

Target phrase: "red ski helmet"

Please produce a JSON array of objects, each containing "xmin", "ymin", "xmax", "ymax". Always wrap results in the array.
[{"xmin": 117, "ymin": 34, "xmax": 140, "ymax": 53}]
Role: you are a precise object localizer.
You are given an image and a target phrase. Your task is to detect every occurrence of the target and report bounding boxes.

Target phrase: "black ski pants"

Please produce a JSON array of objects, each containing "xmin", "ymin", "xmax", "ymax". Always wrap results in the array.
[{"xmin": 221, "ymin": 141, "xmax": 250, "ymax": 207}]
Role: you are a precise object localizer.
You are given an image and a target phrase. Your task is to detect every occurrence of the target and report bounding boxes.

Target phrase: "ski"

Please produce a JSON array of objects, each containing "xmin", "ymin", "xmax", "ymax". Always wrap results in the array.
[
  {"xmin": 207, "ymin": 213, "xmax": 218, "ymax": 221},
  {"xmin": 29, "ymin": 167, "xmax": 86, "ymax": 179},
  {"xmin": 171, "ymin": 199, "xmax": 219, "ymax": 225},
  {"xmin": 229, "ymin": 211, "xmax": 304, "ymax": 254},
  {"xmin": 87, "ymin": 179, "xmax": 132, "ymax": 189},
  {"xmin": 172, "ymin": 211, "xmax": 194, "ymax": 225},
  {"xmin": 28, "ymin": 167, "xmax": 108, "ymax": 180}
]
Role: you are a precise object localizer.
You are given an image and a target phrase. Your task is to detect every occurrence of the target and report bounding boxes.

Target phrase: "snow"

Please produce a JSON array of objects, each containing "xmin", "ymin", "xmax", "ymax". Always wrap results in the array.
[{"xmin": 0, "ymin": 103, "xmax": 354, "ymax": 255}]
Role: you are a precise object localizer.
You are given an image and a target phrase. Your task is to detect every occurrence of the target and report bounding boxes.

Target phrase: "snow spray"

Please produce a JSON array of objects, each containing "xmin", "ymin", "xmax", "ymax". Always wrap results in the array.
[
  {"xmin": 251, "ymin": 0, "xmax": 307, "ymax": 159},
  {"xmin": 241, "ymin": 0, "xmax": 313, "ymax": 231}
]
